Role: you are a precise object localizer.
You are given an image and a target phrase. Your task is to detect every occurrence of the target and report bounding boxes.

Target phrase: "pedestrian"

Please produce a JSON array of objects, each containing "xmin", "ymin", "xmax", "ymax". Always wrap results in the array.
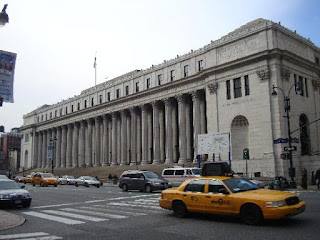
[
  {"xmin": 301, "ymin": 168, "xmax": 308, "ymax": 189},
  {"xmin": 112, "ymin": 174, "xmax": 118, "ymax": 185},
  {"xmin": 108, "ymin": 174, "xmax": 113, "ymax": 185},
  {"xmin": 315, "ymin": 168, "xmax": 320, "ymax": 190}
]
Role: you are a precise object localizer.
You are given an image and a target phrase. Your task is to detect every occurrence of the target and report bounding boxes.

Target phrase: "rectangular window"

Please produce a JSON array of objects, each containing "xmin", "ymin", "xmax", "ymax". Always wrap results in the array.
[
  {"xmin": 299, "ymin": 76, "xmax": 304, "ymax": 96},
  {"xmin": 184, "ymin": 65, "xmax": 189, "ymax": 77},
  {"xmin": 71, "ymin": 105, "xmax": 74, "ymax": 112},
  {"xmin": 41, "ymin": 115, "xmax": 43, "ymax": 121},
  {"xmin": 244, "ymin": 75, "xmax": 250, "ymax": 96},
  {"xmin": 125, "ymin": 86, "xmax": 129, "ymax": 96},
  {"xmin": 226, "ymin": 80, "xmax": 231, "ymax": 100},
  {"xmin": 170, "ymin": 70, "xmax": 175, "ymax": 81},
  {"xmin": 305, "ymin": 78, "xmax": 308, "ymax": 97},
  {"xmin": 136, "ymin": 82, "xmax": 139, "ymax": 93},
  {"xmin": 65, "ymin": 107, "xmax": 68, "ymax": 114},
  {"xmin": 60, "ymin": 108, "xmax": 63, "ymax": 116},
  {"xmin": 55, "ymin": 110, "xmax": 57, "ymax": 118},
  {"xmin": 316, "ymin": 57, "xmax": 319, "ymax": 65},
  {"xmin": 158, "ymin": 74, "xmax": 162, "ymax": 86},
  {"xmin": 146, "ymin": 78, "xmax": 150, "ymax": 89},
  {"xmin": 84, "ymin": 100, "xmax": 87, "ymax": 109},
  {"xmin": 116, "ymin": 89, "xmax": 120, "ymax": 99},
  {"xmin": 233, "ymin": 78, "xmax": 242, "ymax": 98},
  {"xmin": 107, "ymin": 92, "xmax": 111, "ymax": 101},
  {"xmin": 91, "ymin": 97, "xmax": 94, "ymax": 106},
  {"xmin": 198, "ymin": 60, "xmax": 203, "ymax": 71},
  {"xmin": 37, "ymin": 116, "xmax": 40, "ymax": 122},
  {"xmin": 77, "ymin": 102, "xmax": 80, "ymax": 110},
  {"xmin": 50, "ymin": 112, "xmax": 52, "ymax": 119},
  {"xmin": 45, "ymin": 114, "xmax": 47, "ymax": 120},
  {"xmin": 99, "ymin": 94, "xmax": 102, "ymax": 103},
  {"xmin": 294, "ymin": 74, "xmax": 298, "ymax": 94}
]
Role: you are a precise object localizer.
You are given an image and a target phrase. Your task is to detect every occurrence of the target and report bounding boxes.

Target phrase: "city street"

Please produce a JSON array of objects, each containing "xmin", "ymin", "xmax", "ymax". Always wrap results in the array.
[{"xmin": 0, "ymin": 184, "xmax": 320, "ymax": 240}]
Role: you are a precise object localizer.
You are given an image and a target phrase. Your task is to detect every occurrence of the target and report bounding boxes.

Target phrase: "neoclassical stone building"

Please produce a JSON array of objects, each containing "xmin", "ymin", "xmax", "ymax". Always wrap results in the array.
[{"xmin": 20, "ymin": 19, "xmax": 320, "ymax": 178}]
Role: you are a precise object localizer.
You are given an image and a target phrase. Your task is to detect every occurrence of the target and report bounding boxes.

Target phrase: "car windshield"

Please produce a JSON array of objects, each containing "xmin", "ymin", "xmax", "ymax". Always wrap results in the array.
[
  {"xmin": 42, "ymin": 173, "xmax": 54, "ymax": 178},
  {"xmin": 223, "ymin": 178, "xmax": 259, "ymax": 193},
  {"xmin": 83, "ymin": 176, "xmax": 94, "ymax": 180},
  {"xmin": 67, "ymin": 176, "xmax": 75, "ymax": 179},
  {"xmin": 0, "ymin": 181, "xmax": 20, "ymax": 190},
  {"xmin": 192, "ymin": 169, "xmax": 202, "ymax": 175},
  {"xmin": 143, "ymin": 172, "xmax": 160, "ymax": 179}
]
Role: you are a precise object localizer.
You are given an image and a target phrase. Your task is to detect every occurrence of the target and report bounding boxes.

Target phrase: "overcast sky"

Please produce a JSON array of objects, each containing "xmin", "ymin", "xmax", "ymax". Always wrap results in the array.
[{"xmin": 0, "ymin": 0, "xmax": 319, "ymax": 132}]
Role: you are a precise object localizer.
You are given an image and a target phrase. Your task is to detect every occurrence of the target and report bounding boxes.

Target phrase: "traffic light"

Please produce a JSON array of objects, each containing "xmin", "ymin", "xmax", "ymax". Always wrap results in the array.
[
  {"xmin": 243, "ymin": 148, "xmax": 249, "ymax": 160},
  {"xmin": 280, "ymin": 153, "xmax": 289, "ymax": 159}
]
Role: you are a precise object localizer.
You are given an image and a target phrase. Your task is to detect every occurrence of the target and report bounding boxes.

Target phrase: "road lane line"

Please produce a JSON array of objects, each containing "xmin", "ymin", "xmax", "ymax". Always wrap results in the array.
[
  {"xmin": 21, "ymin": 211, "xmax": 84, "ymax": 225},
  {"xmin": 42, "ymin": 210, "xmax": 108, "ymax": 222},
  {"xmin": 60, "ymin": 208, "xmax": 127, "ymax": 219},
  {"xmin": 0, "ymin": 232, "xmax": 49, "ymax": 239}
]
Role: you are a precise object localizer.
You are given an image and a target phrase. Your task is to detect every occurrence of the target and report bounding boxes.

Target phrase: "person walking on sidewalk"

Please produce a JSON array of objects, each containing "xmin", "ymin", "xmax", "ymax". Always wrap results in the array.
[
  {"xmin": 315, "ymin": 168, "xmax": 320, "ymax": 190},
  {"xmin": 301, "ymin": 168, "xmax": 308, "ymax": 190}
]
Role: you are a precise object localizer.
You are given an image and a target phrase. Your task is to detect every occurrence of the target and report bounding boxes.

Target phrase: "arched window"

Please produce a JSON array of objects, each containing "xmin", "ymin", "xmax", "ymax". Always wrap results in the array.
[
  {"xmin": 299, "ymin": 114, "xmax": 311, "ymax": 155},
  {"xmin": 231, "ymin": 115, "xmax": 249, "ymax": 160}
]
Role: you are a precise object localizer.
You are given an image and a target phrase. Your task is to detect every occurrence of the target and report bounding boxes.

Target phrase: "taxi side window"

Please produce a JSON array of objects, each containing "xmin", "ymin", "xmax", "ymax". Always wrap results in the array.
[
  {"xmin": 186, "ymin": 169, "xmax": 192, "ymax": 175},
  {"xmin": 163, "ymin": 170, "xmax": 174, "ymax": 175},
  {"xmin": 184, "ymin": 180, "xmax": 206, "ymax": 193},
  {"xmin": 208, "ymin": 179, "xmax": 226, "ymax": 194},
  {"xmin": 175, "ymin": 170, "xmax": 184, "ymax": 176}
]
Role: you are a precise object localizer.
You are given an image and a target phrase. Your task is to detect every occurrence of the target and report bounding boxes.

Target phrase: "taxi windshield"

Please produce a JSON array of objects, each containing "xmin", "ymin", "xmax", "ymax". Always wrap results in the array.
[
  {"xmin": 42, "ymin": 173, "xmax": 54, "ymax": 178},
  {"xmin": 223, "ymin": 178, "xmax": 259, "ymax": 193}
]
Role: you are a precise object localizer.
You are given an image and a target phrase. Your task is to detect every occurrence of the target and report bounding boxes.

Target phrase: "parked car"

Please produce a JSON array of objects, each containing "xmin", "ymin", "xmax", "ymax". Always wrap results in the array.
[
  {"xmin": 0, "ymin": 179, "xmax": 32, "ymax": 208},
  {"xmin": 269, "ymin": 176, "xmax": 290, "ymax": 190},
  {"xmin": 13, "ymin": 176, "xmax": 24, "ymax": 183},
  {"xmin": 75, "ymin": 176, "xmax": 101, "ymax": 188},
  {"xmin": 119, "ymin": 170, "xmax": 172, "ymax": 193},
  {"xmin": 162, "ymin": 167, "xmax": 201, "ymax": 186},
  {"xmin": 32, "ymin": 172, "xmax": 58, "ymax": 187},
  {"xmin": 59, "ymin": 175, "xmax": 76, "ymax": 185},
  {"xmin": 159, "ymin": 176, "xmax": 305, "ymax": 225},
  {"xmin": 249, "ymin": 179, "xmax": 265, "ymax": 188},
  {"xmin": 23, "ymin": 175, "xmax": 32, "ymax": 184}
]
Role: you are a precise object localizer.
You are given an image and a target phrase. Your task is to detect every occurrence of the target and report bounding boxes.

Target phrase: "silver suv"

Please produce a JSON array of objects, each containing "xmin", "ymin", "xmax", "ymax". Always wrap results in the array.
[{"xmin": 119, "ymin": 170, "xmax": 172, "ymax": 193}]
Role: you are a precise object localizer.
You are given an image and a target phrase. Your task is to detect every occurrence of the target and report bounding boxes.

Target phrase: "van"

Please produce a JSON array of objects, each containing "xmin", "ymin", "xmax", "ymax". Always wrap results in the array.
[{"xmin": 161, "ymin": 167, "xmax": 202, "ymax": 186}]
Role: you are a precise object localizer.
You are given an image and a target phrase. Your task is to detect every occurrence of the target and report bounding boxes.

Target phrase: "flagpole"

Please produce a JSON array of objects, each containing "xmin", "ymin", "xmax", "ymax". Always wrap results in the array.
[{"xmin": 94, "ymin": 52, "xmax": 97, "ymax": 86}]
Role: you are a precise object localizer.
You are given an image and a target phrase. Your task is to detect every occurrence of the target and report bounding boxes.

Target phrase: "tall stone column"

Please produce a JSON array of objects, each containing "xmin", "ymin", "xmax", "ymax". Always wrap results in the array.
[
  {"xmin": 46, "ymin": 130, "xmax": 52, "ymax": 169},
  {"xmin": 102, "ymin": 115, "xmax": 109, "ymax": 166},
  {"xmin": 72, "ymin": 123, "xmax": 79, "ymax": 167},
  {"xmin": 117, "ymin": 117, "xmax": 121, "ymax": 165},
  {"xmin": 108, "ymin": 119, "xmax": 112, "ymax": 165},
  {"xmin": 199, "ymin": 92, "xmax": 207, "ymax": 161},
  {"xmin": 111, "ymin": 113, "xmax": 118, "ymax": 166},
  {"xmin": 56, "ymin": 127, "xmax": 62, "ymax": 168},
  {"xmin": 66, "ymin": 124, "xmax": 73, "ymax": 168},
  {"xmin": 86, "ymin": 119, "xmax": 93, "ymax": 167},
  {"xmin": 192, "ymin": 91, "xmax": 201, "ymax": 161},
  {"xmin": 159, "ymin": 104, "xmax": 165, "ymax": 163},
  {"xmin": 33, "ymin": 132, "xmax": 38, "ymax": 168},
  {"xmin": 78, "ymin": 121, "xmax": 86, "ymax": 167},
  {"xmin": 152, "ymin": 101, "xmax": 160, "ymax": 164},
  {"xmin": 172, "ymin": 102, "xmax": 178, "ymax": 163},
  {"xmin": 186, "ymin": 99, "xmax": 192, "ymax": 162},
  {"xmin": 177, "ymin": 95, "xmax": 187, "ymax": 165},
  {"xmin": 136, "ymin": 111, "xmax": 141, "ymax": 164},
  {"xmin": 94, "ymin": 117, "xmax": 101, "ymax": 167},
  {"xmin": 130, "ymin": 108, "xmax": 137, "ymax": 166},
  {"xmin": 147, "ymin": 107, "xmax": 153, "ymax": 163},
  {"xmin": 61, "ymin": 126, "xmax": 67, "ymax": 168},
  {"xmin": 120, "ymin": 111, "xmax": 127, "ymax": 166},
  {"xmin": 164, "ymin": 99, "xmax": 173, "ymax": 164},
  {"xmin": 126, "ymin": 116, "xmax": 131, "ymax": 164},
  {"xmin": 51, "ymin": 130, "xmax": 56, "ymax": 168},
  {"xmin": 37, "ymin": 132, "xmax": 43, "ymax": 168},
  {"xmin": 141, "ymin": 105, "xmax": 148, "ymax": 165},
  {"xmin": 42, "ymin": 130, "xmax": 47, "ymax": 168}
]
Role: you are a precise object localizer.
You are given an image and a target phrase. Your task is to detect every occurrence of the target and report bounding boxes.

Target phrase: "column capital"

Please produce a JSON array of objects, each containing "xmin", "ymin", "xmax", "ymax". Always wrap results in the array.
[
  {"xmin": 111, "ymin": 112, "xmax": 118, "ymax": 119},
  {"xmin": 176, "ymin": 94, "xmax": 186, "ymax": 104},
  {"xmin": 190, "ymin": 90, "xmax": 200, "ymax": 100},
  {"xmin": 86, "ymin": 118, "xmax": 94, "ymax": 125},
  {"xmin": 163, "ymin": 98, "xmax": 173, "ymax": 106},
  {"xmin": 103, "ymin": 114, "xmax": 110, "ymax": 121}
]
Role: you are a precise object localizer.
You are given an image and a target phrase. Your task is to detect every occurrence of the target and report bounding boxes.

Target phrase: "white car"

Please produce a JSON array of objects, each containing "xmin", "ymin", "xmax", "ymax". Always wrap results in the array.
[
  {"xmin": 0, "ymin": 179, "xmax": 32, "ymax": 208},
  {"xmin": 59, "ymin": 175, "xmax": 76, "ymax": 185},
  {"xmin": 75, "ymin": 176, "xmax": 101, "ymax": 188}
]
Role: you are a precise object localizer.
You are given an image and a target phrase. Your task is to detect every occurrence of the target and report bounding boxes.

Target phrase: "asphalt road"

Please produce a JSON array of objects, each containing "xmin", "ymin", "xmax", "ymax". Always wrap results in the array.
[{"xmin": 0, "ymin": 184, "xmax": 319, "ymax": 240}]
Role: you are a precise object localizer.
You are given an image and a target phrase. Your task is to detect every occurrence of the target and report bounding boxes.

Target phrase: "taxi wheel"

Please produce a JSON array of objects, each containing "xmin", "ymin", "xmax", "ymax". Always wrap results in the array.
[
  {"xmin": 144, "ymin": 184, "xmax": 152, "ymax": 193},
  {"xmin": 40, "ymin": 182, "xmax": 44, "ymax": 187},
  {"xmin": 32, "ymin": 182, "xmax": 35, "ymax": 186},
  {"xmin": 173, "ymin": 201, "xmax": 188, "ymax": 218},
  {"xmin": 122, "ymin": 184, "xmax": 128, "ymax": 192},
  {"xmin": 240, "ymin": 204, "xmax": 263, "ymax": 225},
  {"xmin": 54, "ymin": 184, "xmax": 57, "ymax": 187}
]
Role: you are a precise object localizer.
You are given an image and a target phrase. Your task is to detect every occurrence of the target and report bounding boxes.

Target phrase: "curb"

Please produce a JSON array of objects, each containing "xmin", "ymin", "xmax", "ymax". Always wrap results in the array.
[{"xmin": 0, "ymin": 210, "xmax": 25, "ymax": 231}]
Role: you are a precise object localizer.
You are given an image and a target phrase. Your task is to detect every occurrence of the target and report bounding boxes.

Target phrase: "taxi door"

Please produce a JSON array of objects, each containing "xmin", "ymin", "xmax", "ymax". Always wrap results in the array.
[
  {"xmin": 205, "ymin": 179, "xmax": 234, "ymax": 214},
  {"xmin": 181, "ymin": 179, "xmax": 207, "ymax": 213}
]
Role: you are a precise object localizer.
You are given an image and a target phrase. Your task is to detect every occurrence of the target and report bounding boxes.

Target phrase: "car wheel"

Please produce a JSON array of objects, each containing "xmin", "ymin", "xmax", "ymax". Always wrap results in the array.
[
  {"xmin": 23, "ymin": 203, "xmax": 30, "ymax": 208},
  {"xmin": 85, "ymin": 183, "xmax": 89, "ymax": 187},
  {"xmin": 96, "ymin": 185, "xmax": 100, "ymax": 188},
  {"xmin": 122, "ymin": 184, "xmax": 128, "ymax": 192},
  {"xmin": 173, "ymin": 201, "xmax": 188, "ymax": 218},
  {"xmin": 40, "ymin": 182, "xmax": 43, "ymax": 187},
  {"xmin": 144, "ymin": 184, "xmax": 152, "ymax": 193},
  {"xmin": 54, "ymin": 184, "xmax": 57, "ymax": 187},
  {"xmin": 75, "ymin": 183, "xmax": 78, "ymax": 187},
  {"xmin": 241, "ymin": 204, "xmax": 263, "ymax": 225},
  {"xmin": 67, "ymin": 181, "xmax": 69, "ymax": 185},
  {"xmin": 32, "ymin": 182, "xmax": 35, "ymax": 186}
]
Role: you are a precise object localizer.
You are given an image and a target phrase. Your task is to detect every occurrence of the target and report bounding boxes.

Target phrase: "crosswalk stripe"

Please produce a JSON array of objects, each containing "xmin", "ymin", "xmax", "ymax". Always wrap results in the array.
[
  {"xmin": 19, "ymin": 235, "xmax": 62, "ymax": 240},
  {"xmin": 87, "ymin": 206, "xmax": 146, "ymax": 216},
  {"xmin": 124, "ymin": 201, "xmax": 162, "ymax": 209},
  {"xmin": 107, "ymin": 202, "xmax": 162, "ymax": 210},
  {"xmin": 0, "ymin": 232, "xmax": 49, "ymax": 239},
  {"xmin": 61, "ymin": 208, "xmax": 127, "ymax": 219},
  {"xmin": 22, "ymin": 211, "xmax": 84, "ymax": 225},
  {"xmin": 42, "ymin": 210, "xmax": 108, "ymax": 222}
]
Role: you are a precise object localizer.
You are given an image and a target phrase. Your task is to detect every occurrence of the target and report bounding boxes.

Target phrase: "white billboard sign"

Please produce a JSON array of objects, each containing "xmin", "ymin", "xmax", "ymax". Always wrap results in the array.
[
  {"xmin": 198, "ymin": 132, "xmax": 230, "ymax": 154},
  {"xmin": 0, "ymin": 50, "xmax": 17, "ymax": 103}
]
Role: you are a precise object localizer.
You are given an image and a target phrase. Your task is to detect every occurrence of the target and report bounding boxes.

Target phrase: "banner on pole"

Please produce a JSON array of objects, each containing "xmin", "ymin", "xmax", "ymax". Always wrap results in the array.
[{"xmin": 0, "ymin": 50, "xmax": 17, "ymax": 103}]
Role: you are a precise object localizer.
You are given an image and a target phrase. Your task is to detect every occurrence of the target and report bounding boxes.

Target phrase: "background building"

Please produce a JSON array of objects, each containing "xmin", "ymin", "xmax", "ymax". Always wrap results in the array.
[{"xmin": 20, "ymin": 19, "xmax": 320, "ymax": 180}]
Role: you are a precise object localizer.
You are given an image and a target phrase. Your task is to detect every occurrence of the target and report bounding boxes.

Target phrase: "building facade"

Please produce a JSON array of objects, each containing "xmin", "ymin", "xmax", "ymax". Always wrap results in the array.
[{"xmin": 20, "ymin": 19, "xmax": 320, "ymax": 179}]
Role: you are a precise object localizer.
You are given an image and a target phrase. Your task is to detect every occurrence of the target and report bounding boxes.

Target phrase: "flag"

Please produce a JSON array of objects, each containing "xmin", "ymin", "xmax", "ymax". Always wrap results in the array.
[{"xmin": 93, "ymin": 56, "xmax": 96, "ymax": 68}]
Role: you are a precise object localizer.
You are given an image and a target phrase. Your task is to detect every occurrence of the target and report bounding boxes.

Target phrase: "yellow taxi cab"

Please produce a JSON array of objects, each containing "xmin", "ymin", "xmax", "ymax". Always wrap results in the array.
[
  {"xmin": 159, "ymin": 176, "xmax": 305, "ymax": 225},
  {"xmin": 32, "ymin": 172, "xmax": 58, "ymax": 187},
  {"xmin": 23, "ymin": 175, "xmax": 32, "ymax": 184}
]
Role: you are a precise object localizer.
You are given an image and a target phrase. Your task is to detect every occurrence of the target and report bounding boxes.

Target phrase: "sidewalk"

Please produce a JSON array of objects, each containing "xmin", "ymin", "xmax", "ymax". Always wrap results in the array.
[{"xmin": 0, "ymin": 210, "xmax": 25, "ymax": 231}]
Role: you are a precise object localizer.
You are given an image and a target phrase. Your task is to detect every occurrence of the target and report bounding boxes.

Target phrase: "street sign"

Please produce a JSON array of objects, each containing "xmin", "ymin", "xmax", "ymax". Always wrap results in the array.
[
  {"xmin": 291, "ymin": 138, "xmax": 300, "ymax": 143},
  {"xmin": 284, "ymin": 146, "xmax": 297, "ymax": 151},
  {"xmin": 273, "ymin": 138, "xmax": 288, "ymax": 144}
]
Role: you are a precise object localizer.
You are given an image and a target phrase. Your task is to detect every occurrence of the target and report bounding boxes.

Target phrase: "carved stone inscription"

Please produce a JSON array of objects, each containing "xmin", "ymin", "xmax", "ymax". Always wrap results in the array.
[{"xmin": 217, "ymin": 36, "xmax": 259, "ymax": 65}]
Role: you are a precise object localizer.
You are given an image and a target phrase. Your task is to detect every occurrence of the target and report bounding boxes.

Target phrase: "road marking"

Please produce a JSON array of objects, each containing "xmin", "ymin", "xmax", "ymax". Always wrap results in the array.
[
  {"xmin": 0, "ymin": 232, "xmax": 50, "ymax": 239},
  {"xmin": 61, "ymin": 208, "xmax": 127, "ymax": 219},
  {"xmin": 107, "ymin": 202, "xmax": 162, "ymax": 210},
  {"xmin": 84, "ymin": 206, "xmax": 146, "ymax": 216},
  {"xmin": 31, "ymin": 202, "xmax": 83, "ymax": 209},
  {"xmin": 22, "ymin": 211, "xmax": 84, "ymax": 225},
  {"xmin": 19, "ymin": 236, "xmax": 62, "ymax": 240},
  {"xmin": 42, "ymin": 210, "xmax": 108, "ymax": 222}
]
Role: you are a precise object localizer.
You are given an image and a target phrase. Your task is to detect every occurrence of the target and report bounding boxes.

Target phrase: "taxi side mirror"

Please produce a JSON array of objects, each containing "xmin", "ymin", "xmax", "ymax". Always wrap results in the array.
[{"xmin": 218, "ymin": 188, "xmax": 229, "ymax": 194}]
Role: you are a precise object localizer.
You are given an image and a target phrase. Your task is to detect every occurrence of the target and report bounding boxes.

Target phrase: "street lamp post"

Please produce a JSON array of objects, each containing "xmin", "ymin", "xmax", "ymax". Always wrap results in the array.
[
  {"xmin": 272, "ymin": 82, "xmax": 301, "ymax": 188},
  {"xmin": 0, "ymin": 4, "xmax": 9, "ymax": 27},
  {"xmin": 49, "ymin": 137, "xmax": 57, "ymax": 175}
]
